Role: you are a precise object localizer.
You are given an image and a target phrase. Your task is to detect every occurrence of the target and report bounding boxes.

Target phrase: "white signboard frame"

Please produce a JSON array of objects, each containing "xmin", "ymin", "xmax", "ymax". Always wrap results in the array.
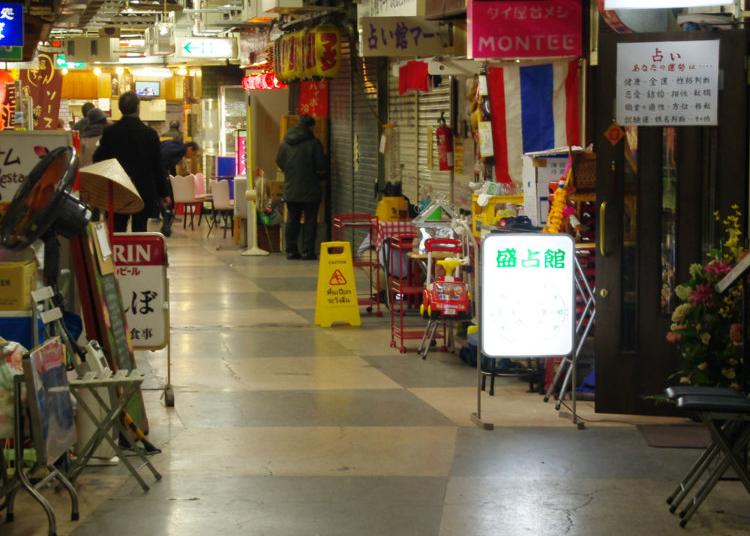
[
  {"xmin": 616, "ymin": 40, "xmax": 720, "ymax": 127},
  {"xmin": 0, "ymin": 131, "xmax": 72, "ymax": 204},
  {"xmin": 112, "ymin": 232, "xmax": 169, "ymax": 350},
  {"xmin": 480, "ymin": 232, "xmax": 575, "ymax": 358}
]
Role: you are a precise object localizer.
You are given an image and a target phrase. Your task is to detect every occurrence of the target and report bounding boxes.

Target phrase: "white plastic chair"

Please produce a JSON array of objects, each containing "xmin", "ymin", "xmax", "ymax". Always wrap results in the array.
[
  {"xmin": 207, "ymin": 179, "xmax": 235, "ymax": 238},
  {"xmin": 170, "ymin": 175, "xmax": 199, "ymax": 230}
]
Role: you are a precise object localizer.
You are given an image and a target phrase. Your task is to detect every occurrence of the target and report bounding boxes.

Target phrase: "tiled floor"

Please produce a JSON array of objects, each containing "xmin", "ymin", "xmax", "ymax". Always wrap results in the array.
[{"xmin": 4, "ymin": 225, "xmax": 749, "ymax": 535}]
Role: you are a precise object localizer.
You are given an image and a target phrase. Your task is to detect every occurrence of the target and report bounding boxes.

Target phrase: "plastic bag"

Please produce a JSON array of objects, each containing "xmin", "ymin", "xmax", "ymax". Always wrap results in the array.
[{"xmin": 0, "ymin": 339, "xmax": 26, "ymax": 438}]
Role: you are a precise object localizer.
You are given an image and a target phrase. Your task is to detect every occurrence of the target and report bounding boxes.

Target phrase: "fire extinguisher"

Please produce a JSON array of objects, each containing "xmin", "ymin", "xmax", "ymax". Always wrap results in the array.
[{"xmin": 436, "ymin": 111, "xmax": 454, "ymax": 171}]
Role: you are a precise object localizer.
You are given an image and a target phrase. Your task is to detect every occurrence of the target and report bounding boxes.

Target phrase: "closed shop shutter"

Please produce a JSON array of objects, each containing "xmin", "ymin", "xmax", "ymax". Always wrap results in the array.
[
  {"xmin": 329, "ymin": 40, "xmax": 354, "ymax": 216},
  {"xmin": 417, "ymin": 78, "xmax": 453, "ymax": 202},
  {"xmin": 352, "ymin": 55, "xmax": 380, "ymax": 219},
  {"xmin": 387, "ymin": 61, "xmax": 419, "ymax": 203}
]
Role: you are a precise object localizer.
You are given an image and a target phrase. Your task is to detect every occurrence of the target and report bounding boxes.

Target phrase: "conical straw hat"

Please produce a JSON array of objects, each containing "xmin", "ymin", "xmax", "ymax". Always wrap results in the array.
[{"xmin": 78, "ymin": 159, "xmax": 144, "ymax": 214}]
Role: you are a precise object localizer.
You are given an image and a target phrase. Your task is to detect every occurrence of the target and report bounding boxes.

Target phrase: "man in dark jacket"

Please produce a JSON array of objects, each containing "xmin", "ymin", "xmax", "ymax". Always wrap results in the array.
[
  {"xmin": 160, "ymin": 139, "xmax": 199, "ymax": 176},
  {"xmin": 73, "ymin": 102, "xmax": 95, "ymax": 132},
  {"xmin": 158, "ymin": 140, "xmax": 199, "ymax": 236},
  {"xmin": 275, "ymin": 115, "xmax": 326, "ymax": 260},
  {"xmin": 94, "ymin": 91, "xmax": 170, "ymax": 232}
]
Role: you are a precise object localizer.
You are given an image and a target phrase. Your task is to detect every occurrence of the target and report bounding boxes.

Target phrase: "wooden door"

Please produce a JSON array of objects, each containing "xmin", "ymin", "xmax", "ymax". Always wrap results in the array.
[{"xmin": 594, "ymin": 31, "xmax": 747, "ymax": 415}]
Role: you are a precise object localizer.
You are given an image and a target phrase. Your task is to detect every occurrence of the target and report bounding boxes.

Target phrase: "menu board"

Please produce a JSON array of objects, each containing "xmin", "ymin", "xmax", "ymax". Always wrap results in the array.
[
  {"xmin": 481, "ymin": 233, "xmax": 575, "ymax": 357},
  {"xmin": 616, "ymin": 40, "xmax": 719, "ymax": 127}
]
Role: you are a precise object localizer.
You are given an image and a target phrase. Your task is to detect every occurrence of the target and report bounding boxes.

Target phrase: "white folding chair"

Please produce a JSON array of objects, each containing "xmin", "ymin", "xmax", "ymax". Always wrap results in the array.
[
  {"xmin": 207, "ymin": 179, "xmax": 235, "ymax": 239},
  {"xmin": 170, "ymin": 175, "xmax": 198, "ymax": 230}
]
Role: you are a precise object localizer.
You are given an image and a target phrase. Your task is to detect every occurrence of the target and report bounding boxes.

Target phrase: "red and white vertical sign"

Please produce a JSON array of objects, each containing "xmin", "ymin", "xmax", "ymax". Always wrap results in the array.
[{"xmin": 112, "ymin": 233, "xmax": 168, "ymax": 350}]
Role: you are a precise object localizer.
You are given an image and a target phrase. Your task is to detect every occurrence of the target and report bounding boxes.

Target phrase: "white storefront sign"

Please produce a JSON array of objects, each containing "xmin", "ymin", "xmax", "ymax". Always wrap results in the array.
[
  {"xmin": 359, "ymin": 17, "xmax": 447, "ymax": 57},
  {"xmin": 481, "ymin": 233, "xmax": 575, "ymax": 358},
  {"xmin": 358, "ymin": 0, "xmax": 425, "ymax": 18},
  {"xmin": 0, "ymin": 131, "xmax": 72, "ymax": 204},
  {"xmin": 616, "ymin": 40, "xmax": 719, "ymax": 127},
  {"xmin": 112, "ymin": 233, "xmax": 169, "ymax": 350},
  {"xmin": 175, "ymin": 37, "xmax": 236, "ymax": 59}
]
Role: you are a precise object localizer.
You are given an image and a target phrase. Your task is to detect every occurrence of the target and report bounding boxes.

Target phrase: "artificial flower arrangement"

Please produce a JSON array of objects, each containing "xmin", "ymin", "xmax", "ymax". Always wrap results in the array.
[{"xmin": 666, "ymin": 206, "xmax": 744, "ymax": 389}]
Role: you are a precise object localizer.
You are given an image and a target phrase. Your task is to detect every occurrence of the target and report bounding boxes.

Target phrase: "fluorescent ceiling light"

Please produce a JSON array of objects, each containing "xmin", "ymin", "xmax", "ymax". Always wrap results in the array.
[
  {"xmin": 605, "ymin": 0, "xmax": 732, "ymax": 8},
  {"xmin": 132, "ymin": 67, "xmax": 173, "ymax": 78}
]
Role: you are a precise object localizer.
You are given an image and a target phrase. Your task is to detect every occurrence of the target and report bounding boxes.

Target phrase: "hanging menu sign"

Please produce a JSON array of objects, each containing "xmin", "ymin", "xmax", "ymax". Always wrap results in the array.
[{"xmin": 616, "ymin": 40, "xmax": 720, "ymax": 127}]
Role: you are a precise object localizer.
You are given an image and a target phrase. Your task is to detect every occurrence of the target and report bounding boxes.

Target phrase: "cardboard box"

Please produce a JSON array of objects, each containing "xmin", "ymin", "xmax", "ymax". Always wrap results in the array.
[{"xmin": 0, "ymin": 261, "xmax": 37, "ymax": 311}]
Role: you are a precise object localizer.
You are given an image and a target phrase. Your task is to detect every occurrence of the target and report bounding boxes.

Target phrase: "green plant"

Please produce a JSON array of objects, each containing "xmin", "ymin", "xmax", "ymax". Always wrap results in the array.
[{"xmin": 666, "ymin": 206, "xmax": 744, "ymax": 389}]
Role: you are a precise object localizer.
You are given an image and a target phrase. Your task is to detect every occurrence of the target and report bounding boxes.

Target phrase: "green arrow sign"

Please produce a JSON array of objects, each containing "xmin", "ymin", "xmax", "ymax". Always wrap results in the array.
[{"xmin": 0, "ymin": 46, "xmax": 23, "ymax": 61}]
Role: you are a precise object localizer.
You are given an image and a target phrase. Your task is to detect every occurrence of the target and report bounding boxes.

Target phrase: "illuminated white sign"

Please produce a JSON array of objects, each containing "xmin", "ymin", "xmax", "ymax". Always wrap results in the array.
[
  {"xmin": 616, "ymin": 40, "xmax": 719, "ymax": 127},
  {"xmin": 481, "ymin": 233, "xmax": 575, "ymax": 358},
  {"xmin": 175, "ymin": 37, "xmax": 236, "ymax": 59},
  {"xmin": 605, "ymin": 0, "xmax": 731, "ymax": 8}
]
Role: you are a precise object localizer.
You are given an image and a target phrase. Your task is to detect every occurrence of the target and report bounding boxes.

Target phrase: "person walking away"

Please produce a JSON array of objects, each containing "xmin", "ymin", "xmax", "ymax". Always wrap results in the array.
[
  {"xmin": 162, "ymin": 120, "xmax": 183, "ymax": 142},
  {"xmin": 275, "ymin": 115, "xmax": 326, "ymax": 260},
  {"xmin": 159, "ymin": 140, "xmax": 200, "ymax": 236},
  {"xmin": 79, "ymin": 108, "xmax": 108, "ymax": 168},
  {"xmin": 93, "ymin": 91, "xmax": 170, "ymax": 232},
  {"xmin": 73, "ymin": 102, "xmax": 95, "ymax": 132}
]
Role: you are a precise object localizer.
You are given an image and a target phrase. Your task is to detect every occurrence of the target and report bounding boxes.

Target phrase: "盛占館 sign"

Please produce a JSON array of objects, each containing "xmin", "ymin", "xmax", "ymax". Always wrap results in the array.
[
  {"xmin": 467, "ymin": 0, "xmax": 582, "ymax": 59},
  {"xmin": 480, "ymin": 232, "xmax": 575, "ymax": 358}
]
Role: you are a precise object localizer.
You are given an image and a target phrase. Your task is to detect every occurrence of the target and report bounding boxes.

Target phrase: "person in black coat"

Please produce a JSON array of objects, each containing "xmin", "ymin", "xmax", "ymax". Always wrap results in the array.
[
  {"xmin": 93, "ymin": 91, "xmax": 170, "ymax": 232},
  {"xmin": 275, "ymin": 115, "xmax": 326, "ymax": 260}
]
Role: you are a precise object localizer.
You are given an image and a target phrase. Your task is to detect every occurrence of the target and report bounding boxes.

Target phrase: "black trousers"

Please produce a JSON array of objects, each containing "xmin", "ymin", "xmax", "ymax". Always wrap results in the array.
[
  {"xmin": 114, "ymin": 210, "xmax": 149, "ymax": 233},
  {"xmin": 285, "ymin": 201, "xmax": 318, "ymax": 256}
]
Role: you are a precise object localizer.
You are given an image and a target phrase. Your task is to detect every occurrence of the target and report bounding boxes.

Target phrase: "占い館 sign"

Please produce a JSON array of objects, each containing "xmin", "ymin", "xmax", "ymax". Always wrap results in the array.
[
  {"xmin": 481, "ymin": 233, "xmax": 575, "ymax": 358},
  {"xmin": 359, "ymin": 17, "xmax": 447, "ymax": 57},
  {"xmin": 467, "ymin": 0, "xmax": 581, "ymax": 59},
  {"xmin": 616, "ymin": 40, "xmax": 720, "ymax": 127}
]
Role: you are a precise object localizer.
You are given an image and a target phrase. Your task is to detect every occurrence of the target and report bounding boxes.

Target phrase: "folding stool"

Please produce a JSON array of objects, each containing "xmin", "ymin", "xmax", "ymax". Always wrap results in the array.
[{"xmin": 666, "ymin": 388, "xmax": 750, "ymax": 528}]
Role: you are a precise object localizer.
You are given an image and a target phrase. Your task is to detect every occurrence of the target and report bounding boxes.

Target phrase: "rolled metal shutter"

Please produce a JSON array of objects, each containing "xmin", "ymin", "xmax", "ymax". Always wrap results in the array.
[
  {"xmin": 387, "ymin": 61, "xmax": 419, "ymax": 203},
  {"xmin": 352, "ymin": 55, "xmax": 380, "ymax": 218},
  {"xmin": 329, "ymin": 40, "xmax": 354, "ymax": 216},
  {"xmin": 417, "ymin": 78, "xmax": 453, "ymax": 202}
]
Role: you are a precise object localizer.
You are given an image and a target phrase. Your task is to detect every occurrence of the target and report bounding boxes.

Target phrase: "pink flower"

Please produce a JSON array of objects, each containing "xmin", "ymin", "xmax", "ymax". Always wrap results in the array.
[
  {"xmin": 666, "ymin": 331, "xmax": 682, "ymax": 344},
  {"xmin": 705, "ymin": 261, "xmax": 733, "ymax": 277},
  {"xmin": 689, "ymin": 283, "xmax": 714, "ymax": 305}
]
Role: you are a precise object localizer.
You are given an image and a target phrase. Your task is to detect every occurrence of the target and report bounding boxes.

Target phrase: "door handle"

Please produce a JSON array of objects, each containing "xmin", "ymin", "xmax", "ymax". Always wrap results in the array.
[{"xmin": 599, "ymin": 201, "xmax": 607, "ymax": 256}]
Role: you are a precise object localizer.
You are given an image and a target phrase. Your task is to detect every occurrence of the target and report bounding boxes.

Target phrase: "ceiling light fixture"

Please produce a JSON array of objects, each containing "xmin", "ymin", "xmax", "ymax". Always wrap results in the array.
[
  {"xmin": 177, "ymin": 66, "xmax": 188, "ymax": 76},
  {"xmin": 132, "ymin": 67, "xmax": 173, "ymax": 79},
  {"xmin": 604, "ymin": 0, "xmax": 731, "ymax": 7},
  {"xmin": 93, "ymin": 67, "xmax": 103, "ymax": 76},
  {"xmin": 116, "ymin": 66, "xmax": 124, "ymax": 75}
]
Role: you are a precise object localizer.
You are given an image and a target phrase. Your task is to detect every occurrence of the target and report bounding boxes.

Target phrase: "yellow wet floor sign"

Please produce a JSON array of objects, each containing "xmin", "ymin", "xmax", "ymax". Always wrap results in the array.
[{"xmin": 315, "ymin": 241, "xmax": 361, "ymax": 327}]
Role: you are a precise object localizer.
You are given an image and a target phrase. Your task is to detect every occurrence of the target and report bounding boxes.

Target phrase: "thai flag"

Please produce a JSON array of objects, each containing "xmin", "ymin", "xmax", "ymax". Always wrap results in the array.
[{"xmin": 488, "ymin": 61, "xmax": 580, "ymax": 183}]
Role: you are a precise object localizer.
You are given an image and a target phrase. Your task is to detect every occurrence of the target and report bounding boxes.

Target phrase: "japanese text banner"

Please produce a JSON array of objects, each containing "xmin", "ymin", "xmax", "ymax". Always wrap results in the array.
[
  {"xmin": 360, "ymin": 17, "xmax": 447, "ymax": 58},
  {"xmin": 468, "ymin": 0, "xmax": 582, "ymax": 59}
]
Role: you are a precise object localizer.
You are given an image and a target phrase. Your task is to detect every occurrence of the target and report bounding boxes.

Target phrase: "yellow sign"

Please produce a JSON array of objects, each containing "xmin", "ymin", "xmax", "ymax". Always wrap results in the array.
[{"xmin": 315, "ymin": 241, "xmax": 361, "ymax": 327}]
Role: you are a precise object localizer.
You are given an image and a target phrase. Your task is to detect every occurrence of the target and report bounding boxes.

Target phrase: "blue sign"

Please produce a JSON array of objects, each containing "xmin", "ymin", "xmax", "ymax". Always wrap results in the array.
[{"xmin": 0, "ymin": 4, "xmax": 23, "ymax": 47}]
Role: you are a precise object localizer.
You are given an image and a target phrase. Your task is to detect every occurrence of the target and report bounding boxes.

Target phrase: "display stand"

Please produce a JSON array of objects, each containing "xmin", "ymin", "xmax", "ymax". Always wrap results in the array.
[
  {"xmin": 67, "ymin": 370, "xmax": 162, "ymax": 493},
  {"xmin": 112, "ymin": 233, "xmax": 174, "ymax": 406},
  {"xmin": 543, "ymin": 254, "xmax": 596, "ymax": 413},
  {"xmin": 2, "ymin": 377, "xmax": 79, "ymax": 536},
  {"xmin": 332, "ymin": 214, "xmax": 382, "ymax": 316},
  {"xmin": 475, "ymin": 232, "xmax": 582, "ymax": 429}
]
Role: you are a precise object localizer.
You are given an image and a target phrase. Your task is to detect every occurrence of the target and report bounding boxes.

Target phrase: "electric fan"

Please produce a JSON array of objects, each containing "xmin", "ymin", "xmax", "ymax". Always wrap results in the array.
[
  {"xmin": 1, "ymin": 146, "xmax": 91, "ymax": 251},
  {"xmin": 0, "ymin": 146, "xmax": 92, "ymax": 289}
]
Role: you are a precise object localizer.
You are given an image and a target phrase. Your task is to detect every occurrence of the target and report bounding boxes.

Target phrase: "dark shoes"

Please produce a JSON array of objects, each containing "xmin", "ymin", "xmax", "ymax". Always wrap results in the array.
[
  {"xmin": 287, "ymin": 252, "xmax": 317, "ymax": 260},
  {"xmin": 161, "ymin": 210, "xmax": 174, "ymax": 237}
]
